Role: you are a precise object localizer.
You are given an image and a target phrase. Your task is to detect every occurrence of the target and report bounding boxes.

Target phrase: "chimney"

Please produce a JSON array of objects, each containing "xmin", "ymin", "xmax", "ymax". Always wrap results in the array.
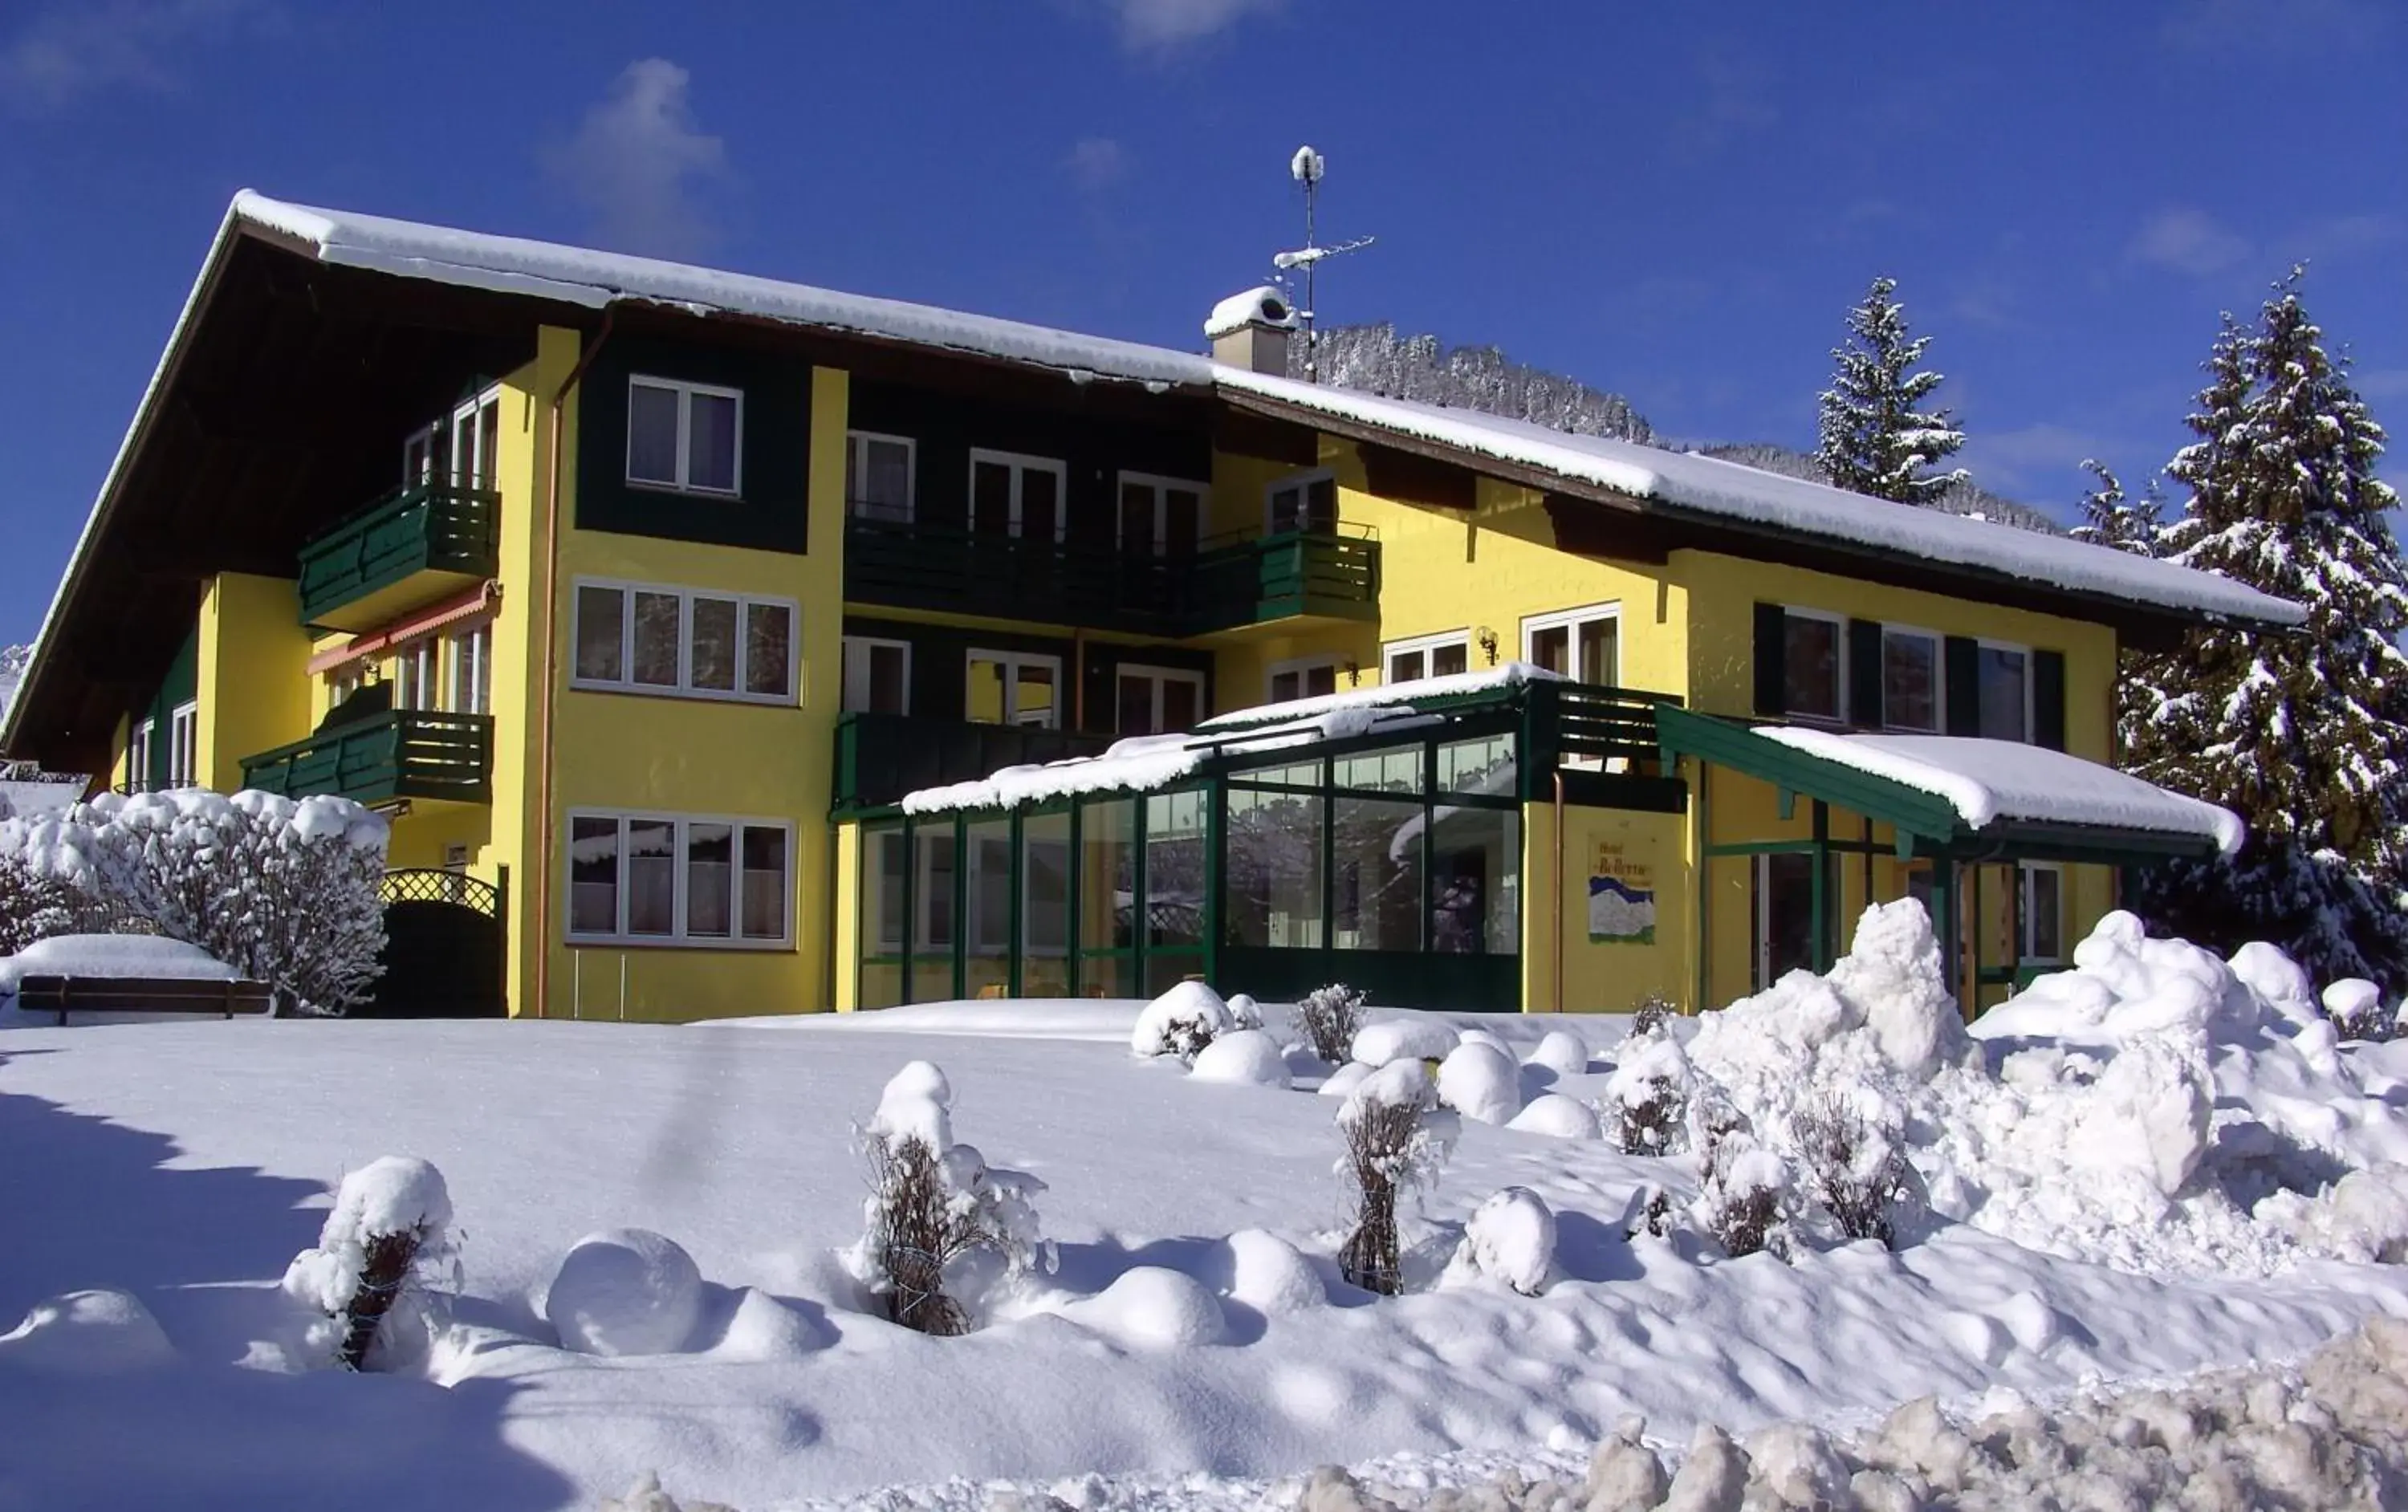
[{"xmin": 1205, "ymin": 285, "xmax": 1296, "ymax": 376}]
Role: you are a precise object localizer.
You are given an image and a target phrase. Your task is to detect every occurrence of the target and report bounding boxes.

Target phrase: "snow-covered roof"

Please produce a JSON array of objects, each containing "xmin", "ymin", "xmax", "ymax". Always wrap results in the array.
[
  {"xmin": 1214, "ymin": 369, "xmax": 2306, "ymax": 629},
  {"xmin": 1755, "ymin": 726, "xmax": 2245, "ymax": 854},
  {"xmin": 231, "ymin": 192, "xmax": 1215, "ymax": 390}
]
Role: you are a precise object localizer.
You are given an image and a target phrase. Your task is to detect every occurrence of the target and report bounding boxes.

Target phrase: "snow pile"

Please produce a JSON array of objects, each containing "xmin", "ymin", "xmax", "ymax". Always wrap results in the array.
[
  {"xmin": 1442, "ymin": 1189, "xmax": 1556, "ymax": 1295},
  {"xmin": 1060, "ymin": 1266, "xmax": 1229, "ymax": 1349},
  {"xmin": 1190, "ymin": 1027, "xmax": 1293, "ymax": 1088},
  {"xmin": 1527, "ymin": 1030, "xmax": 1589, "ymax": 1078},
  {"xmin": 1352, "ymin": 1018, "xmax": 1459, "ymax": 1067},
  {"xmin": 1504, "ymin": 1093, "xmax": 1601, "ymax": 1140},
  {"xmin": 1131, "ymin": 980, "xmax": 1236, "ymax": 1061},
  {"xmin": 546, "ymin": 1230, "xmax": 706, "ymax": 1357},
  {"xmin": 277, "ymin": 1156, "xmax": 457, "ymax": 1369},
  {"xmin": 1210, "ymin": 1229, "xmax": 1326, "ymax": 1315},
  {"xmin": 1434, "ymin": 1039, "xmax": 1521, "ymax": 1125},
  {"xmin": 0, "ymin": 789, "xmax": 388, "ymax": 1012},
  {"xmin": 1685, "ymin": 901, "xmax": 2408, "ymax": 1274},
  {"xmin": 0, "ymin": 1288, "xmax": 176, "ymax": 1376}
]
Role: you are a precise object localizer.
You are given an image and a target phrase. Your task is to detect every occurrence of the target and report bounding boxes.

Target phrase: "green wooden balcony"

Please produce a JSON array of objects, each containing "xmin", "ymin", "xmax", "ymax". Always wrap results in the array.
[
  {"xmin": 833, "ymin": 712, "xmax": 1115, "ymax": 813},
  {"xmin": 296, "ymin": 480, "xmax": 500, "ymax": 631},
  {"xmin": 843, "ymin": 517, "xmax": 1379, "ymax": 636},
  {"xmin": 239, "ymin": 710, "xmax": 494, "ymax": 807}
]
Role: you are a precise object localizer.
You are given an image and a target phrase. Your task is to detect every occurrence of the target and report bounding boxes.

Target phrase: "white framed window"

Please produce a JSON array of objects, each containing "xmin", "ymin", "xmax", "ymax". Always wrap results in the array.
[
  {"xmin": 126, "ymin": 718, "xmax": 157, "ymax": 793},
  {"xmin": 450, "ymin": 624, "xmax": 493, "ymax": 716},
  {"xmin": 1115, "ymin": 664, "xmax": 1205, "ymax": 737},
  {"xmin": 1977, "ymin": 639, "xmax": 2033, "ymax": 743},
  {"xmin": 1880, "ymin": 625, "xmax": 1942, "ymax": 733},
  {"xmin": 1383, "ymin": 629, "xmax": 1471, "ymax": 686},
  {"xmin": 1266, "ymin": 469, "xmax": 1338, "ymax": 534},
  {"xmin": 1780, "ymin": 605, "xmax": 1846, "ymax": 723},
  {"xmin": 846, "ymin": 431, "xmax": 916, "ymax": 522},
  {"xmin": 571, "ymin": 579, "xmax": 798, "ymax": 705},
  {"xmin": 167, "ymin": 702, "xmax": 197, "ymax": 789},
  {"xmin": 1523, "ymin": 603, "xmax": 1621, "ymax": 686},
  {"xmin": 327, "ymin": 669, "xmax": 364, "ymax": 712},
  {"xmin": 402, "ymin": 384, "xmax": 503, "ymax": 489},
  {"xmin": 966, "ymin": 649, "xmax": 1062, "ymax": 728},
  {"xmin": 626, "ymin": 376, "xmax": 742, "ymax": 496},
  {"xmin": 394, "ymin": 637, "xmax": 440, "ymax": 712},
  {"xmin": 842, "ymin": 636, "xmax": 913, "ymax": 714},
  {"xmin": 1116, "ymin": 472, "xmax": 1208, "ymax": 557},
  {"xmin": 968, "ymin": 449, "xmax": 1068, "ymax": 541},
  {"xmin": 566, "ymin": 811, "xmax": 793, "ymax": 948},
  {"xmin": 1267, "ymin": 655, "xmax": 1340, "ymax": 704},
  {"xmin": 2020, "ymin": 862, "xmax": 2064, "ymax": 963}
]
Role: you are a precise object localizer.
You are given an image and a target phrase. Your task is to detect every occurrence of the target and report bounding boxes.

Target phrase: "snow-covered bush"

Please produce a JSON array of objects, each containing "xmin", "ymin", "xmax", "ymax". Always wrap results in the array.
[
  {"xmin": 1190, "ymin": 1028, "xmax": 1292, "ymax": 1088},
  {"xmin": 1602, "ymin": 1023, "xmax": 1690, "ymax": 1156},
  {"xmin": 0, "ymin": 791, "xmax": 388, "ymax": 1012},
  {"xmin": 280, "ymin": 1156, "xmax": 457, "ymax": 1371},
  {"xmin": 1442, "ymin": 1187, "xmax": 1555, "ymax": 1295},
  {"xmin": 1693, "ymin": 1123, "xmax": 1793, "ymax": 1260},
  {"xmin": 1349, "ymin": 1016, "xmax": 1458, "ymax": 1067},
  {"xmin": 0, "ymin": 852, "xmax": 110, "ymax": 953},
  {"xmin": 1334, "ymin": 1059, "xmax": 1458, "ymax": 1295},
  {"xmin": 2323, "ymin": 978, "xmax": 2398, "ymax": 1043},
  {"xmin": 1628, "ymin": 992, "xmax": 1674, "ymax": 1039},
  {"xmin": 1788, "ymin": 1093, "xmax": 1918, "ymax": 1246},
  {"xmin": 1130, "ymin": 980, "xmax": 1234, "ymax": 1062},
  {"xmin": 1527, "ymin": 1029, "xmax": 1588, "ymax": 1078},
  {"xmin": 844, "ymin": 1061, "xmax": 1048, "ymax": 1335},
  {"xmin": 1224, "ymin": 991, "xmax": 1263, "ymax": 1030},
  {"xmin": 1434, "ymin": 1038, "xmax": 1520, "ymax": 1124},
  {"xmin": 1505, "ymin": 1092, "xmax": 1601, "ymax": 1139},
  {"xmin": 1294, "ymin": 982, "xmax": 1365, "ymax": 1063}
]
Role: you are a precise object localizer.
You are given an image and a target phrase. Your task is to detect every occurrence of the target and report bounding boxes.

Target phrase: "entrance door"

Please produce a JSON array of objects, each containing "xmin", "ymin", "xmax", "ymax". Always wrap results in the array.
[
  {"xmin": 364, "ymin": 868, "xmax": 507, "ymax": 1018},
  {"xmin": 1751, "ymin": 852, "xmax": 1821, "ymax": 990}
]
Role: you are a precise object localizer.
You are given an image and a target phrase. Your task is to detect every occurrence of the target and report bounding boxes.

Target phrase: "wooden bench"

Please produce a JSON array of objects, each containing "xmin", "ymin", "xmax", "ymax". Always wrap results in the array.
[{"xmin": 16, "ymin": 975, "xmax": 275, "ymax": 1026}]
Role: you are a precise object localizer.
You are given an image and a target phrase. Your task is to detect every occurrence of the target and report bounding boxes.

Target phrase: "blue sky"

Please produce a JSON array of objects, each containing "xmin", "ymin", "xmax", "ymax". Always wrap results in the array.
[{"xmin": 2, "ymin": 1, "xmax": 2402, "ymax": 644}]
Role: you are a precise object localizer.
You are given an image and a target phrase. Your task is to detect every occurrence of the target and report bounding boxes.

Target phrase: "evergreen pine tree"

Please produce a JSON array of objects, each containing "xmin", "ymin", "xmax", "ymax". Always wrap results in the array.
[
  {"xmin": 1814, "ymin": 276, "xmax": 1970, "ymax": 505},
  {"xmin": 2068, "ymin": 460, "xmax": 2162, "ymax": 556},
  {"xmin": 2123, "ymin": 269, "xmax": 2408, "ymax": 992}
]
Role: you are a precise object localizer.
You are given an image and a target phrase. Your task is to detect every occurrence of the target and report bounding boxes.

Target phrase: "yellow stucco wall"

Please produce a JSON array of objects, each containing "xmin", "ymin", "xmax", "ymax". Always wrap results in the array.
[
  {"xmin": 1524, "ymin": 800, "xmax": 1690, "ymax": 1014},
  {"xmin": 196, "ymin": 573, "xmax": 314, "ymax": 792},
  {"xmin": 532, "ymin": 361, "xmax": 848, "ymax": 1022}
]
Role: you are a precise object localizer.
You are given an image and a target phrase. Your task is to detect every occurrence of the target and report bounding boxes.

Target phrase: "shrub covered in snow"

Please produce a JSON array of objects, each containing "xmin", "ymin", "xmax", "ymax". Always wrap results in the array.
[
  {"xmin": 1692, "ymin": 1122, "xmax": 1793, "ymax": 1261},
  {"xmin": 1527, "ymin": 1029, "xmax": 1588, "ymax": 1078},
  {"xmin": 1434, "ymin": 1038, "xmax": 1520, "ymax": 1125},
  {"xmin": 1602, "ymin": 1024, "xmax": 1691, "ymax": 1156},
  {"xmin": 0, "ymin": 791, "xmax": 389, "ymax": 1013},
  {"xmin": 545, "ymin": 1230, "xmax": 706, "ymax": 1356},
  {"xmin": 1504, "ymin": 1092, "xmax": 1601, "ymax": 1140},
  {"xmin": 844, "ymin": 1061, "xmax": 1048, "ymax": 1335},
  {"xmin": 1130, "ymin": 980, "xmax": 1235, "ymax": 1062},
  {"xmin": 1334, "ymin": 1059, "xmax": 1458, "ymax": 1295},
  {"xmin": 1293, "ymin": 982, "xmax": 1365, "ymax": 1063},
  {"xmin": 1442, "ymin": 1187, "xmax": 1555, "ymax": 1295},
  {"xmin": 1210, "ymin": 1229, "xmax": 1325, "ymax": 1315},
  {"xmin": 1224, "ymin": 991, "xmax": 1264, "ymax": 1030},
  {"xmin": 1349, "ymin": 1015, "xmax": 1458, "ymax": 1068},
  {"xmin": 0, "ymin": 852, "xmax": 116, "ymax": 953},
  {"xmin": 2324, "ymin": 978, "xmax": 2399, "ymax": 1042},
  {"xmin": 1190, "ymin": 1028, "xmax": 1292, "ymax": 1089},
  {"xmin": 280, "ymin": 1156, "xmax": 457, "ymax": 1371},
  {"xmin": 1628, "ymin": 992, "xmax": 1674, "ymax": 1039},
  {"xmin": 1788, "ymin": 1092, "xmax": 1919, "ymax": 1246}
]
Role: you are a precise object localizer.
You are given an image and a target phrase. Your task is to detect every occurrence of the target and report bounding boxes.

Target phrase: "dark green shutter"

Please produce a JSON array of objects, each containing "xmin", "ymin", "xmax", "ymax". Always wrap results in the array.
[
  {"xmin": 2033, "ymin": 649, "xmax": 2067, "ymax": 750},
  {"xmin": 1945, "ymin": 636, "xmax": 1981, "ymax": 736},
  {"xmin": 1752, "ymin": 603, "xmax": 1788, "ymax": 716},
  {"xmin": 1848, "ymin": 620, "xmax": 1884, "ymax": 728}
]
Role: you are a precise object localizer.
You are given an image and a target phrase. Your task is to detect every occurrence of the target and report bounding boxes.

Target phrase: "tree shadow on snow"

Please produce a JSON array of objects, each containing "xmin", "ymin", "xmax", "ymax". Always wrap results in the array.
[
  {"xmin": 0, "ymin": 1083, "xmax": 573, "ymax": 1511},
  {"xmin": 1549, "ymin": 1211, "xmax": 1648, "ymax": 1284}
]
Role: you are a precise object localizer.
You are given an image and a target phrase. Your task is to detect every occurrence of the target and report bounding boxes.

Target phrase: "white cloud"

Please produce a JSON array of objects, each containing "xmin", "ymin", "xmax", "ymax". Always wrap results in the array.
[
  {"xmin": 0, "ymin": 0, "xmax": 260, "ymax": 112},
  {"xmin": 2127, "ymin": 206, "xmax": 2251, "ymax": 278},
  {"xmin": 1107, "ymin": 0, "xmax": 1283, "ymax": 51},
  {"xmin": 1958, "ymin": 422, "xmax": 2125, "ymax": 496},
  {"xmin": 2162, "ymin": 0, "xmax": 2389, "ymax": 51},
  {"xmin": 541, "ymin": 59, "xmax": 731, "ymax": 261},
  {"xmin": 1065, "ymin": 136, "xmax": 1131, "ymax": 193}
]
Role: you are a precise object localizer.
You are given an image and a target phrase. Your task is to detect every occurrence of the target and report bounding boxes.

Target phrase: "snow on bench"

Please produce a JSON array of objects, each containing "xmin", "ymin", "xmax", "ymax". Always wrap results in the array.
[{"xmin": 0, "ymin": 934, "xmax": 264, "ymax": 1025}]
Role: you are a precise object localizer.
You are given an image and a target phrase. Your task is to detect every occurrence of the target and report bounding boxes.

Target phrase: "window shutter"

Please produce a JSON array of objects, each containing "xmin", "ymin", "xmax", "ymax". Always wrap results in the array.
[
  {"xmin": 1848, "ymin": 620, "xmax": 1884, "ymax": 728},
  {"xmin": 1944, "ymin": 636, "xmax": 1981, "ymax": 736},
  {"xmin": 1753, "ymin": 603, "xmax": 1788, "ymax": 716},
  {"xmin": 2033, "ymin": 649, "xmax": 2067, "ymax": 750}
]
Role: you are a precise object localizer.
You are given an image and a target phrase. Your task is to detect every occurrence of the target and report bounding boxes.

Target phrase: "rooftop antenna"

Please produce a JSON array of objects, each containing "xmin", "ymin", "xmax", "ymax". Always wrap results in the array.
[{"xmin": 1274, "ymin": 144, "xmax": 1373, "ymax": 384}]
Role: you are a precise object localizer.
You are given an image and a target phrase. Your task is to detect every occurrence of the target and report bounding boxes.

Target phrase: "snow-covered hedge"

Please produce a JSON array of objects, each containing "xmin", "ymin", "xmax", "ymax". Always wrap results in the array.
[{"xmin": 0, "ymin": 790, "xmax": 388, "ymax": 1014}]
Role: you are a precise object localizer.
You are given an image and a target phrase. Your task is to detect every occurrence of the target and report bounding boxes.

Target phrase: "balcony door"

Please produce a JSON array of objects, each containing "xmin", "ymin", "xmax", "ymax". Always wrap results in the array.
[
  {"xmin": 967, "ymin": 649, "xmax": 1060, "ymax": 729},
  {"xmin": 1117, "ymin": 474, "xmax": 1206, "ymax": 559},
  {"xmin": 970, "ymin": 450, "xmax": 1067, "ymax": 542},
  {"xmin": 1117, "ymin": 665, "xmax": 1205, "ymax": 737}
]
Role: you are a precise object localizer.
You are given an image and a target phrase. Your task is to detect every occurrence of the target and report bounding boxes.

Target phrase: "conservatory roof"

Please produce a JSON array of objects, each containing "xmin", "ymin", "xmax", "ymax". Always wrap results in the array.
[{"xmin": 1655, "ymin": 707, "xmax": 2243, "ymax": 862}]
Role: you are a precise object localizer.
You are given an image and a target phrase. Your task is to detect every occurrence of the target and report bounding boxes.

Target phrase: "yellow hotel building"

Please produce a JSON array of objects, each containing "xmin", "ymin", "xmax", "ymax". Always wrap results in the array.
[{"xmin": 0, "ymin": 195, "xmax": 2300, "ymax": 1022}]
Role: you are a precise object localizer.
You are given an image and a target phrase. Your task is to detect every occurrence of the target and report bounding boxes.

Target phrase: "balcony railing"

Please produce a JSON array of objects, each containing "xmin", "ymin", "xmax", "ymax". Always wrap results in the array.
[
  {"xmin": 297, "ymin": 479, "xmax": 500, "ymax": 629},
  {"xmin": 834, "ymin": 712, "xmax": 1115, "ymax": 813},
  {"xmin": 842, "ymin": 514, "xmax": 1379, "ymax": 636},
  {"xmin": 239, "ymin": 710, "xmax": 494, "ymax": 807}
]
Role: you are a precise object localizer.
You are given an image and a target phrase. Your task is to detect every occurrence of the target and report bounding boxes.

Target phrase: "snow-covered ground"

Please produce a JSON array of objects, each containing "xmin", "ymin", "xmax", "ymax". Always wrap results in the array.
[{"xmin": 2, "ymin": 911, "xmax": 2405, "ymax": 1510}]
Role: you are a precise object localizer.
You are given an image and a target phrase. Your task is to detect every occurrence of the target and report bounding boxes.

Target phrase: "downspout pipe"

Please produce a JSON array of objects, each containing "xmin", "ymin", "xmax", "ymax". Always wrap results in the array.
[
  {"xmin": 530, "ymin": 312, "xmax": 614, "ymax": 1020},
  {"xmin": 1552, "ymin": 769, "xmax": 1566, "ymax": 1014}
]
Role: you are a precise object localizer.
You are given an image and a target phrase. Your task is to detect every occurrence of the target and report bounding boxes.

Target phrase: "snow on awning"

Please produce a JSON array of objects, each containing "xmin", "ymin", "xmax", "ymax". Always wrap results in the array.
[
  {"xmin": 1753, "ymin": 726, "xmax": 2244, "ymax": 856},
  {"xmin": 1197, "ymin": 662, "xmax": 1563, "ymax": 731}
]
